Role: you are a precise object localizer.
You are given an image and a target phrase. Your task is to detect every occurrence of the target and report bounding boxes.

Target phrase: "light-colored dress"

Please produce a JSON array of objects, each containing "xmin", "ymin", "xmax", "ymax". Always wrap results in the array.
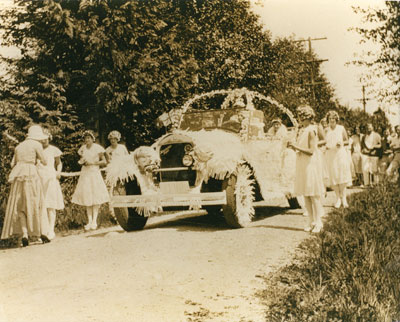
[
  {"xmin": 351, "ymin": 134, "xmax": 362, "ymax": 174},
  {"xmin": 37, "ymin": 145, "xmax": 64, "ymax": 210},
  {"xmin": 294, "ymin": 125, "xmax": 325, "ymax": 197},
  {"xmin": 105, "ymin": 144, "xmax": 129, "ymax": 160},
  {"xmin": 1, "ymin": 139, "xmax": 49, "ymax": 239},
  {"xmin": 325, "ymin": 125, "xmax": 352, "ymax": 186},
  {"xmin": 71, "ymin": 143, "xmax": 109, "ymax": 206}
]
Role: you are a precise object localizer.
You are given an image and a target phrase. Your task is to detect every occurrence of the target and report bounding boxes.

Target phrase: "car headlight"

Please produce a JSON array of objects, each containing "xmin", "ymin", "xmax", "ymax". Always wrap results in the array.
[
  {"xmin": 184, "ymin": 144, "xmax": 193, "ymax": 153},
  {"xmin": 182, "ymin": 154, "xmax": 193, "ymax": 166}
]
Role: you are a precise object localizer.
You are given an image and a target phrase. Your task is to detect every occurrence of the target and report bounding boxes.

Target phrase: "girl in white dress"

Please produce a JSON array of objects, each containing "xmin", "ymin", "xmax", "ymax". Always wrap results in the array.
[
  {"xmin": 72, "ymin": 130, "xmax": 109, "ymax": 230},
  {"xmin": 105, "ymin": 130, "xmax": 129, "ymax": 162},
  {"xmin": 325, "ymin": 110, "xmax": 352, "ymax": 208},
  {"xmin": 288, "ymin": 105, "xmax": 325, "ymax": 233},
  {"xmin": 37, "ymin": 129, "xmax": 64, "ymax": 239}
]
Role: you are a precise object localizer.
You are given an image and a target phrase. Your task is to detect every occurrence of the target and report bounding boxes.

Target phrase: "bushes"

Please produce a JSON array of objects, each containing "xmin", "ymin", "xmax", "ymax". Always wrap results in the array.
[{"xmin": 261, "ymin": 182, "xmax": 400, "ymax": 321}]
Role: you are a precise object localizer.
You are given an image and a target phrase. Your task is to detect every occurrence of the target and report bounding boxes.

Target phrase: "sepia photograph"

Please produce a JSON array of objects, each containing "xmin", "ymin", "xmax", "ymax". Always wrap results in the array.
[{"xmin": 0, "ymin": 0, "xmax": 399, "ymax": 321}]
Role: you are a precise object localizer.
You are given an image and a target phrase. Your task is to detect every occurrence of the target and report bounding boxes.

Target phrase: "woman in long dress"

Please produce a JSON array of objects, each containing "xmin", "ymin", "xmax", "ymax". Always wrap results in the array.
[
  {"xmin": 1, "ymin": 125, "xmax": 51, "ymax": 246},
  {"xmin": 71, "ymin": 130, "xmax": 109, "ymax": 230},
  {"xmin": 325, "ymin": 110, "xmax": 352, "ymax": 208},
  {"xmin": 37, "ymin": 129, "xmax": 64, "ymax": 240},
  {"xmin": 288, "ymin": 105, "xmax": 325, "ymax": 233}
]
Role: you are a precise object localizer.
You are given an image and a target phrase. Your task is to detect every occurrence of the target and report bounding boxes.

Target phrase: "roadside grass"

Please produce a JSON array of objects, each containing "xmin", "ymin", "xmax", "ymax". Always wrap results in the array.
[{"xmin": 260, "ymin": 181, "xmax": 400, "ymax": 321}]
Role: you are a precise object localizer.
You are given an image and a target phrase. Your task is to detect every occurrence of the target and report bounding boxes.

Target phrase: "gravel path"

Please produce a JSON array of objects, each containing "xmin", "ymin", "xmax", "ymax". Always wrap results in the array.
[{"xmin": 0, "ymin": 190, "xmax": 356, "ymax": 322}]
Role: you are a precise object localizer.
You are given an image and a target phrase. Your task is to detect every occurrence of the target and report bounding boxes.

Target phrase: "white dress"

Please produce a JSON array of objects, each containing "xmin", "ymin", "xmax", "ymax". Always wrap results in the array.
[
  {"xmin": 38, "ymin": 145, "xmax": 64, "ymax": 210},
  {"xmin": 71, "ymin": 143, "xmax": 110, "ymax": 206},
  {"xmin": 293, "ymin": 125, "xmax": 325, "ymax": 197},
  {"xmin": 105, "ymin": 144, "xmax": 129, "ymax": 160},
  {"xmin": 325, "ymin": 125, "xmax": 352, "ymax": 186}
]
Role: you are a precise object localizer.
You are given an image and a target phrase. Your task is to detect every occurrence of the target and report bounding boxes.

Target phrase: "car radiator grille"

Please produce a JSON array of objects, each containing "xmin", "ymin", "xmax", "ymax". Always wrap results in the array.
[{"xmin": 157, "ymin": 143, "xmax": 196, "ymax": 186}]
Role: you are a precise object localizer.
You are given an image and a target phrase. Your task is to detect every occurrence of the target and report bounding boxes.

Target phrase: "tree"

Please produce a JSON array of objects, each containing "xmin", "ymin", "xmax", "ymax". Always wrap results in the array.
[{"xmin": 352, "ymin": 2, "xmax": 400, "ymax": 104}]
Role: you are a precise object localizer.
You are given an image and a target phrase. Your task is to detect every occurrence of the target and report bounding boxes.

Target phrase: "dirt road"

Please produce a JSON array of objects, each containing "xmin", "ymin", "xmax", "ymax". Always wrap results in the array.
[{"xmin": 0, "ymin": 192, "xmax": 342, "ymax": 322}]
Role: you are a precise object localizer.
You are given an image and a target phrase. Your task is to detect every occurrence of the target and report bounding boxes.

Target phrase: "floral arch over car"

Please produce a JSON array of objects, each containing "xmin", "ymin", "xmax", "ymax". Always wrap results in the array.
[{"xmin": 106, "ymin": 88, "xmax": 299, "ymax": 230}]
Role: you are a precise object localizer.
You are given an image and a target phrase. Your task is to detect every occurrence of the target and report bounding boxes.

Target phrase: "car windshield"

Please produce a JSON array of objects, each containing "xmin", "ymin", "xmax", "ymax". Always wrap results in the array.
[{"xmin": 179, "ymin": 109, "xmax": 244, "ymax": 133}]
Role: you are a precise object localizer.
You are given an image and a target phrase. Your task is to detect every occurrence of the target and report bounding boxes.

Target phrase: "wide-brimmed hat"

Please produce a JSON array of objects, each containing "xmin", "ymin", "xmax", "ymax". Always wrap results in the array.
[{"xmin": 27, "ymin": 125, "xmax": 49, "ymax": 141}]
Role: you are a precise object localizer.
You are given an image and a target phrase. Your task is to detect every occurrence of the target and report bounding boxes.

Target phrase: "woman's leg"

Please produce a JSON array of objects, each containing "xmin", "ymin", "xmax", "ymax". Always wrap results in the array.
[
  {"xmin": 91, "ymin": 205, "xmax": 100, "ymax": 229},
  {"xmin": 332, "ymin": 185, "xmax": 341, "ymax": 208},
  {"xmin": 303, "ymin": 196, "xmax": 314, "ymax": 231},
  {"xmin": 296, "ymin": 196, "xmax": 308, "ymax": 217},
  {"xmin": 339, "ymin": 184, "xmax": 348, "ymax": 208},
  {"xmin": 47, "ymin": 208, "xmax": 56, "ymax": 239},
  {"xmin": 311, "ymin": 196, "xmax": 324, "ymax": 233},
  {"xmin": 19, "ymin": 212, "xmax": 29, "ymax": 247},
  {"xmin": 84, "ymin": 206, "xmax": 93, "ymax": 230}
]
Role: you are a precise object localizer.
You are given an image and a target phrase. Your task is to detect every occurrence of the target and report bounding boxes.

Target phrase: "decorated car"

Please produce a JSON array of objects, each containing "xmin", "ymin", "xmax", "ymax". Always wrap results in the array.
[{"xmin": 106, "ymin": 88, "xmax": 299, "ymax": 230}]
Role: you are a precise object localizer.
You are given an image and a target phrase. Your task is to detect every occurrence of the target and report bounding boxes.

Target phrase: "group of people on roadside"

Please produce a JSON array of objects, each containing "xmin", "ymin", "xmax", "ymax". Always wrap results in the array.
[
  {"xmin": 273, "ymin": 105, "xmax": 399, "ymax": 234},
  {"xmin": 1, "ymin": 125, "xmax": 128, "ymax": 247},
  {"xmin": 350, "ymin": 124, "xmax": 400, "ymax": 187},
  {"xmin": 272, "ymin": 107, "xmax": 355, "ymax": 233}
]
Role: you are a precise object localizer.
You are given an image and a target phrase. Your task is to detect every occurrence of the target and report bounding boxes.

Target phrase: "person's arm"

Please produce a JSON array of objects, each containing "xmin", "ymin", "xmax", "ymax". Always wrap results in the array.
[
  {"xmin": 10, "ymin": 155, "xmax": 16, "ymax": 168},
  {"xmin": 36, "ymin": 144, "xmax": 47, "ymax": 166},
  {"xmin": 341, "ymin": 127, "xmax": 349, "ymax": 147},
  {"xmin": 55, "ymin": 156, "xmax": 62, "ymax": 179},
  {"xmin": 97, "ymin": 152, "xmax": 107, "ymax": 167},
  {"xmin": 104, "ymin": 150, "xmax": 111, "ymax": 164},
  {"xmin": 374, "ymin": 133, "xmax": 382, "ymax": 149},
  {"xmin": 288, "ymin": 130, "xmax": 316, "ymax": 156},
  {"xmin": 317, "ymin": 124, "xmax": 326, "ymax": 147}
]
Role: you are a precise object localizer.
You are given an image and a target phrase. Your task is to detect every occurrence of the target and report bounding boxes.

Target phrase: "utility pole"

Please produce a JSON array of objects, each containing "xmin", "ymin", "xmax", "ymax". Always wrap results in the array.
[
  {"xmin": 355, "ymin": 83, "xmax": 370, "ymax": 113},
  {"xmin": 293, "ymin": 37, "xmax": 328, "ymax": 103}
]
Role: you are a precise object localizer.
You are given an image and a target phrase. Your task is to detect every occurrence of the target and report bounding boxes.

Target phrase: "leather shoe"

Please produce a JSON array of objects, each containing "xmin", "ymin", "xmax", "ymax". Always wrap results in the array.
[
  {"xmin": 40, "ymin": 235, "xmax": 51, "ymax": 244},
  {"xmin": 22, "ymin": 237, "xmax": 29, "ymax": 247}
]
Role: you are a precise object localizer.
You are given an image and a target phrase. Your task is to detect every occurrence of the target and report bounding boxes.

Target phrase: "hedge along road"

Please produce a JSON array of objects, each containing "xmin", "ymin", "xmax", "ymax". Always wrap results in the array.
[{"xmin": 0, "ymin": 190, "xmax": 350, "ymax": 322}]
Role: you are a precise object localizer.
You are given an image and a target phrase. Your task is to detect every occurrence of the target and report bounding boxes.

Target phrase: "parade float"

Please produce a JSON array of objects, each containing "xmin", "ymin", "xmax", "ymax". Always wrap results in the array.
[{"xmin": 106, "ymin": 88, "xmax": 299, "ymax": 230}]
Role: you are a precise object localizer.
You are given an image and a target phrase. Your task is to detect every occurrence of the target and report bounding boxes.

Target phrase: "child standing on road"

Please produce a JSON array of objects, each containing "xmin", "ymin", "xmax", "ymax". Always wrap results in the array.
[
  {"xmin": 288, "ymin": 105, "xmax": 325, "ymax": 233},
  {"xmin": 72, "ymin": 130, "xmax": 109, "ymax": 231},
  {"xmin": 37, "ymin": 129, "xmax": 64, "ymax": 239}
]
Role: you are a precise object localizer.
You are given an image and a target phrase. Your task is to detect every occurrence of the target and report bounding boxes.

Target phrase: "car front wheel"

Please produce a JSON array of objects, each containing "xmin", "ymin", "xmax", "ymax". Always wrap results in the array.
[{"xmin": 113, "ymin": 180, "xmax": 149, "ymax": 231}]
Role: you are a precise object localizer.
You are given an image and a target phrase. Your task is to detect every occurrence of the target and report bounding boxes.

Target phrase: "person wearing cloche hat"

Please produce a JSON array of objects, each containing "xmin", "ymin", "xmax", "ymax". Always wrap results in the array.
[
  {"xmin": 105, "ymin": 130, "xmax": 129, "ymax": 163},
  {"xmin": 267, "ymin": 117, "xmax": 287, "ymax": 138},
  {"xmin": 71, "ymin": 129, "xmax": 109, "ymax": 231},
  {"xmin": 287, "ymin": 105, "xmax": 325, "ymax": 233},
  {"xmin": 1, "ymin": 124, "xmax": 51, "ymax": 246}
]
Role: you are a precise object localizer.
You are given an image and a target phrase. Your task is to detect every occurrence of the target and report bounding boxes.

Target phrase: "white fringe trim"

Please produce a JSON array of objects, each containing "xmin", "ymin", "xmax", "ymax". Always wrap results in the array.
[{"xmin": 234, "ymin": 164, "xmax": 255, "ymax": 226}]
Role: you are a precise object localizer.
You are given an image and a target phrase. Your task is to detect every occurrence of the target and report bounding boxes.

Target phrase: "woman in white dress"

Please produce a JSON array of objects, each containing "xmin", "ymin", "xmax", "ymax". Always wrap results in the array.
[
  {"xmin": 1, "ymin": 125, "xmax": 51, "ymax": 246},
  {"xmin": 72, "ymin": 130, "xmax": 109, "ymax": 230},
  {"xmin": 37, "ymin": 129, "xmax": 64, "ymax": 240},
  {"xmin": 288, "ymin": 105, "xmax": 325, "ymax": 233},
  {"xmin": 324, "ymin": 110, "xmax": 352, "ymax": 208},
  {"xmin": 105, "ymin": 130, "xmax": 129, "ymax": 162}
]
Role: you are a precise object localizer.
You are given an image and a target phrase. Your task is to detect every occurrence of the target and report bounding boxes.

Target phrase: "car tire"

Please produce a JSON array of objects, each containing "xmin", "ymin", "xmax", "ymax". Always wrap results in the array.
[
  {"xmin": 113, "ymin": 180, "xmax": 149, "ymax": 231},
  {"xmin": 221, "ymin": 166, "xmax": 254, "ymax": 228}
]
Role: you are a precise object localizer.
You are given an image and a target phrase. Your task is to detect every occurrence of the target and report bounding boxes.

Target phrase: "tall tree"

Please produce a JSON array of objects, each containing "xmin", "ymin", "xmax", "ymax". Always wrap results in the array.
[{"xmin": 352, "ymin": 1, "xmax": 400, "ymax": 104}]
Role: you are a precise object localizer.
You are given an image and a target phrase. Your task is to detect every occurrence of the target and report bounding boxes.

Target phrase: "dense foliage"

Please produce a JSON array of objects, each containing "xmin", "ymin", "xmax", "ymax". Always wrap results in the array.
[
  {"xmin": 261, "ymin": 182, "xmax": 400, "ymax": 321},
  {"xmin": 0, "ymin": 0, "xmax": 388, "ymax": 232},
  {"xmin": 352, "ymin": 1, "xmax": 400, "ymax": 105}
]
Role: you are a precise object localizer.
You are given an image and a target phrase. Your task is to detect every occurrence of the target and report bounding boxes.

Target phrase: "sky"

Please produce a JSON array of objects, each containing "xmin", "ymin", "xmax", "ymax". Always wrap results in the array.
[
  {"xmin": 250, "ymin": 0, "xmax": 399, "ymax": 125},
  {"xmin": 0, "ymin": 0, "xmax": 398, "ymax": 125}
]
